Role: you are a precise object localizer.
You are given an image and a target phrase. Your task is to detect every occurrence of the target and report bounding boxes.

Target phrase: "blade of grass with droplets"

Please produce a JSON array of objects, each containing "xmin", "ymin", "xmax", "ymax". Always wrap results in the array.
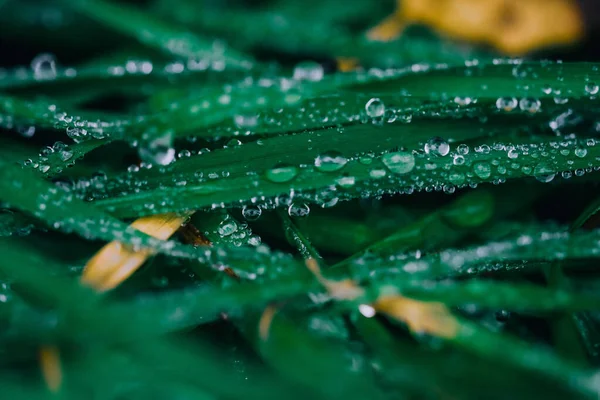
[
  {"xmin": 85, "ymin": 131, "xmax": 600, "ymax": 219},
  {"xmin": 351, "ymin": 227, "xmax": 600, "ymax": 281},
  {"xmin": 0, "ymin": 237, "xmax": 317, "ymax": 343}
]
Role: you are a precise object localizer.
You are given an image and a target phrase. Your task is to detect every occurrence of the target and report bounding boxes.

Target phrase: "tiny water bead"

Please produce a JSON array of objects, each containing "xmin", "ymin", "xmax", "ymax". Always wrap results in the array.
[
  {"xmin": 234, "ymin": 112, "xmax": 259, "ymax": 129},
  {"xmin": 293, "ymin": 61, "xmax": 324, "ymax": 82},
  {"xmin": 265, "ymin": 164, "xmax": 298, "ymax": 183},
  {"xmin": 369, "ymin": 168, "xmax": 387, "ymax": 179},
  {"xmin": 288, "ymin": 203, "xmax": 310, "ymax": 218},
  {"xmin": 424, "ymin": 137, "xmax": 450, "ymax": 157},
  {"xmin": 472, "ymin": 161, "xmax": 492, "ymax": 179},
  {"xmin": 456, "ymin": 144, "xmax": 469, "ymax": 155},
  {"xmin": 533, "ymin": 162, "xmax": 556, "ymax": 183},
  {"xmin": 217, "ymin": 218, "xmax": 238, "ymax": 237},
  {"xmin": 453, "ymin": 155, "xmax": 465, "ymax": 165},
  {"xmin": 365, "ymin": 98, "xmax": 385, "ymax": 118},
  {"xmin": 31, "ymin": 53, "xmax": 57, "ymax": 80},
  {"xmin": 585, "ymin": 82, "xmax": 599, "ymax": 95},
  {"xmin": 381, "ymin": 151, "xmax": 415, "ymax": 175},
  {"xmin": 495, "ymin": 97, "xmax": 518, "ymax": 112},
  {"xmin": 518, "ymin": 97, "xmax": 541, "ymax": 113},
  {"xmin": 336, "ymin": 174, "xmax": 356, "ymax": 188},
  {"xmin": 242, "ymin": 205, "xmax": 262, "ymax": 221},
  {"xmin": 138, "ymin": 131, "xmax": 175, "ymax": 166},
  {"xmin": 314, "ymin": 151, "xmax": 347, "ymax": 172}
]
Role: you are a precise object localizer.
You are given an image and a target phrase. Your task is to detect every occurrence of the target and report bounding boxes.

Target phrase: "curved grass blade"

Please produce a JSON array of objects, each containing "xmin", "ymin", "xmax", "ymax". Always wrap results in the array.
[{"xmin": 86, "ymin": 132, "xmax": 600, "ymax": 218}]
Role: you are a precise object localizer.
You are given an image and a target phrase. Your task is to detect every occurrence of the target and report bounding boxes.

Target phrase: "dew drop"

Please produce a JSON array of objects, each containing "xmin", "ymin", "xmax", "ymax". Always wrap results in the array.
[
  {"xmin": 574, "ymin": 148, "xmax": 588, "ymax": 158},
  {"xmin": 138, "ymin": 131, "xmax": 175, "ymax": 166},
  {"xmin": 288, "ymin": 203, "xmax": 310, "ymax": 218},
  {"xmin": 448, "ymin": 172, "xmax": 465, "ymax": 185},
  {"xmin": 453, "ymin": 155, "xmax": 465, "ymax": 165},
  {"xmin": 314, "ymin": 151, "xmax": 347, "ymax": 172},
  {"xmin": 218, "ymin": 219, "xmax": 238, "ymax": 237},
  {"xmin": 472, "ymin": 161, "xmax": 492, "ymax": 179},
  {"xmin": 358, "ymin": 304, "xmax": 376, "ymax": 318},
  {"xmin": 585, "ymin": 82, "xmax": 599, "ymax": 95},
  {"xmin": 424, "ymin": 137, "xmax": 450, "ymax": 156},
  {"xmin": 495, "ymin": 97, "xmax": 518, "ymax": 112},
  {"xmin": 293, "ymin": 61, "xmax": 324, "ymax": 82},
  {"xmin": 359, "ymin": 154, "xmax": 373, "ymax": 165},
  {"xmin": 518, "ymin": 97, "xmax": 541, "ymax": 113},
  {"xmin": 456, "ymin": 144, "xmax": 469, "ymax": 155},
  {"xmin": 234, "ymin": 112, "xmax": 258, "ymax": 129},
  {"xmin": 58, "ymin": 148, "xmax": 73, "ymax": 161},
  {"xmin": 533, "ymin": 162, "xmax": 556, "ymax": 183},
  {"xmin": 365, "ymin": 98, "xmax": 385, "ymax": 118},
  {"xmin": 242, "ymin": 205, "xmax": 262, "ymax": 221},
  {"xmin": 265, "ymin": 164, "xmax": 298, "ymax": 183},
  {"xmin": 369, "ymin": 168, "xmax": 387, "ymax": 179},
  {"xmin": 336, "ymin": 175, "xmax": 356, "ymax": 188},
  {"xmin": 31, "ymin": 53, "xmax": 57, "ymax": 80},
  {"xmin": 381, "ymin": 151, "xmax": 415, "ymax": 174}
]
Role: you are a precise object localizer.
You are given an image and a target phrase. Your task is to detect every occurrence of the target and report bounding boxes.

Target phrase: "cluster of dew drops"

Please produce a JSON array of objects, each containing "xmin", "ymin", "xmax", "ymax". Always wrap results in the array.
[{"xmin": 13, "ymin": 53, "xmax": 600, "ymax": 223}]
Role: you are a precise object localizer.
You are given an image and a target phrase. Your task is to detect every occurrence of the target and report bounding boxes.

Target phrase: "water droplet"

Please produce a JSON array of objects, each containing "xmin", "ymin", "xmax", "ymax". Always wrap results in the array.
[
  {"xmin": 518, "ymin": 97, "xmax": 541, "ymax": 113},
  {"xmin": 315, "ymin": 187, "xmax": 339, "ymax": 208},
  {"xmin": 359, "ymin": 154, "xmax": 373, "ymax": 165},
  {"xmin": 18, "ymin": 126, "xmax": 35, "ymax": 138},
  {"xmin": 59, "ymin": 148, "xmax": 73, "ymax": 161},
  {"xmin": 293, "ymin": 61, "xmax": 324, "ymax": 82},
  {"xmin": 507, "ymin": 148, "xmax": 518, "ymax": 159},
  {"xmin": 31, "ymin": 53, "xmax": 57, "ymax": 80},
  {"xmin": 178, "ymin": 149, "xmax": 191, "ymax": 158},
  {"xmin": 218, "ymin": 219, "xmax": 238, "ymax": 237},
  {"xmin": 585, "ymin": 82, "xmax": 599, "ymax": 95},
  {"xmin": 448, "ymin": 172, "xmax": 465, "ymax": 185},
  {"xmin": 472, "ymin": 161, "xmax": 492, "ymax": 179},
  {"xmin": 542, "ymin": 85, "xmax": 553, "ymax": 95},
  {"xmin": 365, "ymin": 98, "xmax": 385, "ymax": 118},
  {"xmin": 495, "ymin": 97, "xmax": 517, "ymax": 112},
  {"xmin": 314, "ymin": 151, "xmax": 347, "ymax": 172},
  {"xmin": 533, "ymin": 162, "xmax": 556, "ymax": 183},
  {"xmin": 457, "ymin": 144, "xmax": 469, "ymax": 155},
  {"xmin": 554, "ymin": 96, "xmax": 568, "ymax": 105},
  {"xmin": 138, "ymin": 131, "xmax": 175, "ymax": 166},
  {"xmin": 336, "ymin": 175, "xmax": 356, "ymax": 188},
  {"xmin": 242, "ymin": 205, "xmax": 262, "ymax": 221},
  {"xmin": 369, "ymin": 168, "xmax": 387, "ymax": 179},
  {"xmin": 424, "ymin": 137, "xmax": 450, "ymax": 156},
  {"xmin": 66, "ymin": 127, "xmax": 87, "ymax": 142},
  {"xmin": 454, "ymin": 96, "xmax": 473, "ymax": 106},
  {"xmin": 453, "ymin": 155, "xmax": 465, "ymax": 165},
  {"xmin": 234, "ymin": 112, "xmax": 258, "ymax": 129},
  {"xmin": 381, "ymin": 151, "xmax": 415, "ymax": 174},
  {"xmin": 265, "ymin": 164, "xmax": 298, "ymax": 183},
  {"xmin": 288, "ymin": 203, "xmax": 310, "ymax": 217},
  {"xmin": 358, "ymin": 304, "xmax": 376, "ymax": 318},
  {"xmin": 574, "ymin": 148, "xmax": 588, "ymax": 158}
]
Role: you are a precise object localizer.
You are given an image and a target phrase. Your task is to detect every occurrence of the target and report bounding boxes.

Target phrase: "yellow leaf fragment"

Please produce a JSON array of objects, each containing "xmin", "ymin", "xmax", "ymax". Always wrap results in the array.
[
  {"xmin": 374, "ymin": 295, "xmax": 460, "ymax": 339},
  {"xmin": 258, "ymin": 304, "xmax": 279, "ymax": 341},
  {"xmin": 39, "ymin": 346, "xmax": 62, "ymax": 393},
  {"xmin": 368, "ymin": 0, "xmax": 584, "ymax": 55},
  {"xmin": 42, "ymin": 212, "xmax": 192, "ymax": 392},
  {"xmin": 82, "ymin": 212, "xmax": 190, "ymax": 292},
  {"xmin": 305, "ymin": 258, "xmax": 364, "ymax": 300}
]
